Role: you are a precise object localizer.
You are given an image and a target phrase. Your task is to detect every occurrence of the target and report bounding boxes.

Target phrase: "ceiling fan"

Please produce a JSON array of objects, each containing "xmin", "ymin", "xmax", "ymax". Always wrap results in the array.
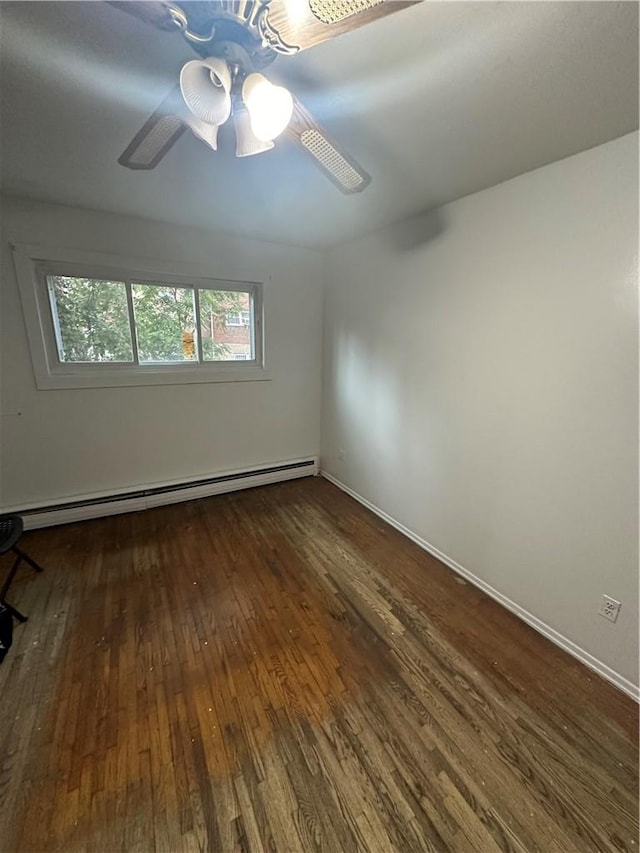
[{"xmin": 111, "ymin": 0, "xmax": 419, "ymax": 193}]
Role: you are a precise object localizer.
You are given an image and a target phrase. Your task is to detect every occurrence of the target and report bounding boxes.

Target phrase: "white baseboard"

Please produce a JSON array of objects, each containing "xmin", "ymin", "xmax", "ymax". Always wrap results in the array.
[
  {"xmin": 321, "ymin": 471, "xmax": 639, "ymax": 703},
  {"xmin": 8, "ymin": 458, "xmax": 318, "ymax": 530}
]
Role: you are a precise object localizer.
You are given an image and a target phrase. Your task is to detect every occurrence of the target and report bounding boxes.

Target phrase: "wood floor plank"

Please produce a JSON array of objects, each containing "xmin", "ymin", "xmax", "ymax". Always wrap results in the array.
[{"xmin": 0, "ymin": 477, "xmax": 637, "ymax": 852}]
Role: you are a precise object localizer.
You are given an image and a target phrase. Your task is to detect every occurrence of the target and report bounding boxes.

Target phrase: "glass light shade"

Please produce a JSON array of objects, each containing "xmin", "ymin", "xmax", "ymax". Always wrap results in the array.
[
  {"xmin": 242, "ymin": 73, "xmax": 293, "ymax": 143},
  {"xmin": 180, "ymin": 58, "xmax": 232, "ymax": 127},
  {"xmin": 234, "ymin": 108, "xmax": 275, "ymax": 157},
  {"xmin": 188, "ymin": 117, "xmax": 220, "ymax": 151}
]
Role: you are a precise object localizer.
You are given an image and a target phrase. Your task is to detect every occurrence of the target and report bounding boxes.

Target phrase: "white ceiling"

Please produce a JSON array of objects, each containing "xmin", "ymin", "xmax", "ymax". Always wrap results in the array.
[{"xmin": 1, "ymin": 1, "xmax": 637, "ymax": 248}]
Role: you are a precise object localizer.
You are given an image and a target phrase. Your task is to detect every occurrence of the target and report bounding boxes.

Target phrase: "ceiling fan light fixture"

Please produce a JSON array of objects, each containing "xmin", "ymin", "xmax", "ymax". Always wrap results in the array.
[
  {"xmin": 300, "ymin": 128, "xmax": 367, "ymax": 192},
  {"xmin": 242, "ymin": 73, "xmax": 293, "ymax": 143},
  {"xmin": 234, "ymin": 108, "xmax": 275, "ymax": 158},
  {"xmin": 309, "ymin": 0, "xmax": 384, "ymax": 25},
  {"xmin": 187, "ymin": 116, "xmax": 220, "ymax": 151},
  {"xmin": 120, "ymin": 114, "xmax": 185, "ymax": 169},
  {"xmin": 180, "ymin": 57, "xmax": 232, "ymax": 127}
]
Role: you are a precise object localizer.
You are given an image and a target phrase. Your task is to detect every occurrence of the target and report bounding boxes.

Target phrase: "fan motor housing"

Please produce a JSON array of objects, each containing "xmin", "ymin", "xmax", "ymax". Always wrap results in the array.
[
  {"xmin": 182, "ymin": 9, "xmax": 279, "ymax": 70},
  {"xmin": 203, "ymin": 38, "xmax": 269, "ymax": 81}
]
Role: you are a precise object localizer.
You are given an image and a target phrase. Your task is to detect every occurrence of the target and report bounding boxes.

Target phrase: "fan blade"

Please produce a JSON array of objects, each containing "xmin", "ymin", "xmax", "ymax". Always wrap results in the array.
[
  {"xmin": 285, "ymin": 98, "xmax": 371, "ymax": 194},
  {"xmin": 107, "ymin": 2, "xmax": 179, "ymax": 31},
  {"xmin": 118, "ymin": 87, "xmax": 187, "ymax": 170},
  {"xmin": 263, "ymin": 0, "xmax": 420, "ymax": 53}
]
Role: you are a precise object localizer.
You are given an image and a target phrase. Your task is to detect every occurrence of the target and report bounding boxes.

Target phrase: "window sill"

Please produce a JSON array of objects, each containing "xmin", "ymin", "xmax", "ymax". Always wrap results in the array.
[{"xmin": 34, "ymin": 365, "xmax": 272, "ymax": 390}]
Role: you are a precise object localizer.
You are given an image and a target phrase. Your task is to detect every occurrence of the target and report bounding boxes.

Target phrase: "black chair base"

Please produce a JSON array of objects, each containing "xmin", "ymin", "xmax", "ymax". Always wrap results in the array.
[
  {"xmin": 0, "ymin": 545, "xmax": 45, "ymax": 623},
  {"xmin": 1, "ymin": 600, "xmax": 28, "ymax": 623}
]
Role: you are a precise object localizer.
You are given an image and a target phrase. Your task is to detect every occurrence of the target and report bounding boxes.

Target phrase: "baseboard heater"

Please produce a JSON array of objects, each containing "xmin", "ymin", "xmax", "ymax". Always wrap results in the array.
[{"xmin": 14, "ymin": 458, "xmax": 317, "ymax": 530}]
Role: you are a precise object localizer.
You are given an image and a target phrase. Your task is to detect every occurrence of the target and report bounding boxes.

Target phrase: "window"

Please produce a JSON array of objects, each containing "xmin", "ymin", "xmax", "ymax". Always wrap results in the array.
[
  {"xmin": 47, "ymin": 275, "xmax": 134, "ymax": 363},
  {"xmin": 131, "ymin": 282, "xmax": 197, "ymax": 363},
  {"xmin": 225, "ymin": 310, "xmax": 251, "ymax": 327},
  {"xmin": 13, "ymin": 245, "xmax": 267, "ymax": 389},
  {"xmin": 47, "ymin": 275, "xmax": 256, "ymax": 367}
]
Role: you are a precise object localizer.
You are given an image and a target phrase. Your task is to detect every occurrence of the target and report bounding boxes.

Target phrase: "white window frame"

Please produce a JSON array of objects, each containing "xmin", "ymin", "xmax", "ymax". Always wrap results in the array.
[{"xmin": 12, "ymin": 243, "xmax": 270, "ymax": 389}]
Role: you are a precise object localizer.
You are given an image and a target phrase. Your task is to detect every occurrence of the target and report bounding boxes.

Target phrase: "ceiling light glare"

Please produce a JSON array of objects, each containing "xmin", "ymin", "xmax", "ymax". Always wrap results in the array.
[
  {"xmin": 242, "ymin": 73, "xmax": 293, "ymax": 143},
  {"xmin": 234, "ymin": 108, "xmax": 275, "ymax": 157}
]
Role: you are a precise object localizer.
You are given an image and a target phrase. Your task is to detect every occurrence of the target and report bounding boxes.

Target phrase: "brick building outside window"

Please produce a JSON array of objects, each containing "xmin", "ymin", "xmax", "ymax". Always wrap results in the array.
[{"xmin": 200, "ymin": 292, "xmax": 252, "ymax": 360}]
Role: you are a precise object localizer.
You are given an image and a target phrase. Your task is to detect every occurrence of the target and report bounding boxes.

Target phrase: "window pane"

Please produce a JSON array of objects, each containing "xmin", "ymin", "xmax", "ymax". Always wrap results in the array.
[
  {"xmin": 199, "ymin": 289, "xmax": 253, "ymax": 362},
  {"xmin": 46, "ymin": 276, "xmax": 133, "ymax": 363},
  {"xmin": 132, "ymin": 283, "xmax": 197, "ymax": 363}
]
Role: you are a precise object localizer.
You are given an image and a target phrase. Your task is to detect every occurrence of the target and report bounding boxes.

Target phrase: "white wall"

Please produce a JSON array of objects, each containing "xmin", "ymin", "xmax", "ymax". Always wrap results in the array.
[
  {"xmin": 0, "ymin": 197, "xmax": 324, "ymax": 507},
  {"xmin": 322, "ymin": 132, "xmax": 639, "ymax": 692}
]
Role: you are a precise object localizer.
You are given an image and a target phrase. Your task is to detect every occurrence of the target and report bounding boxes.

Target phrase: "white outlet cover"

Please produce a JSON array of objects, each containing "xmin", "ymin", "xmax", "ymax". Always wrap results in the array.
[{"xmin": 598, "ymin": 594, "xmax": 621, "ymax": 623}]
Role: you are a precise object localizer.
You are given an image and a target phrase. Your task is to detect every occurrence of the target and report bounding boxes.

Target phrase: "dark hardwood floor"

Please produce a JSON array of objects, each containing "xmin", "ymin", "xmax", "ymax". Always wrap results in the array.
[{"xmin": 0, "ymin": 476, "xmax": 637, "ymax": 852}]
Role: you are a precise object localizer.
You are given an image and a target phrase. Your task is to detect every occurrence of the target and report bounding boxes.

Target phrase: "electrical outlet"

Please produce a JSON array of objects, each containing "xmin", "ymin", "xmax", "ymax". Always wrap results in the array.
[{"xmin": 598, "ymin": 595, "xmax": 621, "ymax": 623}]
